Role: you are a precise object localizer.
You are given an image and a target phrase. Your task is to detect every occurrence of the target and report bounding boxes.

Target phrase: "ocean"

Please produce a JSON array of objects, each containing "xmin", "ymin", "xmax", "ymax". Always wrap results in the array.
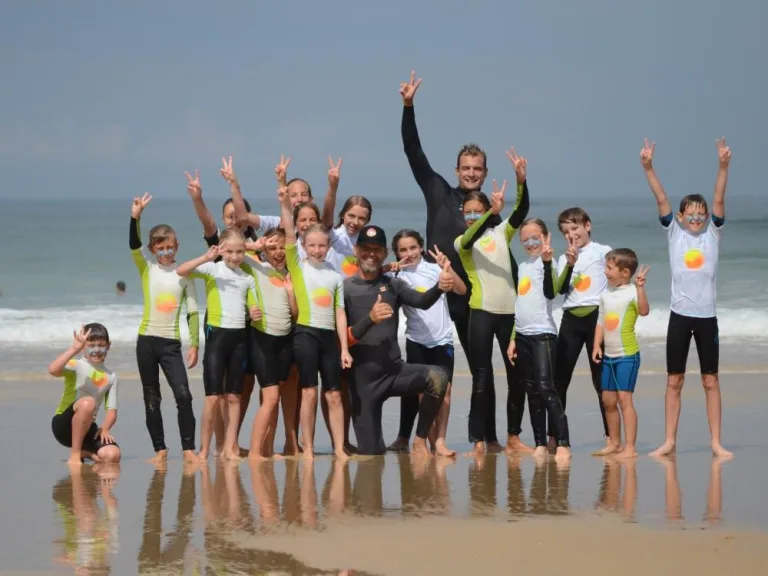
[{"xmin": 1, "ymin": 194, "xmax": 767, "ymax": 372}]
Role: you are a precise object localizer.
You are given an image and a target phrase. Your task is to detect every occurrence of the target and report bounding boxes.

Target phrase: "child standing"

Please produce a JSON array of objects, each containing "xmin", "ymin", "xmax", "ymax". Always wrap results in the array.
[
  {"xmin": 176, "ymin": 230, "xmax": 262, "ymax": 461},
  {"xmin": 641, "ymin": 138, "xmax": 733, "ymax": 458},
  {"xmin": 591, "ymin": 249, "xmax": 650, "ymax": 458},
  {"xmin": 48, "ymin": 324, "xmax": 121, "ymax": 466},
  {"xmin": 507, "ymin": 219, "xmax": 572, "ymax": 462},
  {"xmin": 455, "ymin": 151, "xmax": 530, "ymax": 456},
  {"xmin": 279, "ymin": 186, "xmax": 352, "ymax": 461},
  {"xmin": 555, "ymin": 207, "xmax": 612, "ymax": 445},
  {"xmin": 129, "ymin": 193, "xmax": 200, "ymax": 463}
]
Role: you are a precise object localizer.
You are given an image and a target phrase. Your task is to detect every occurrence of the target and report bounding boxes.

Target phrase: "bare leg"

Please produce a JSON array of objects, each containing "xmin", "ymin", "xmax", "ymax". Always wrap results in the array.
[
  {"xmin": 236, "ymin": 375, "xmax": 256, "ymax": 456},
  {"xmin": 68, "ymin": 397, "xmax": 97, "ymax": 465},
  {"xmin": 280, "ymin": 374, "xmax": 300, "ymax": 455},
  {"xmin": 213, "ymin": 398, "xmax": 227, "ymax": 457},
  {"xmin": 326, "ymin": 390, "xmax": 350, "ymax": 461},
  {"xmin": 412, "ymin": 436, "xmax": 431, "ymax": 459},
  {"xmin": 222, "ymin": 394, "xmax": 242, "ymax": 460},
  {"xmin": 264, "ymin": 403, "xmax": 279, "ymax": 458},
  {"xmin": 199, "ymin": 396, "xmax": 219, "ymax": 460},
  {"xmin": 248, "ymin": 386, "xmax": 280, "ymax": 461},
  {"xmin": 320, "ymin": 390, "xmax": 332, "ymax": 446},
  {"xmin": 702, "ymin": 374, "xmax": 732, "ymax": 457},
  {"xmin": 434, "ymin": 385, "xmax": 455, "ymax": 457},
  {"xmin": 300, "ymin": 387, "xmax": 318, "ymax": 459},
  {"xmin": 616, "ymin": 391, "xmax": 638, "ymax": 458},
  {"xmin": 593, "ymin": 392, "xmax": 622, "ymax": 456},
  {"xmin": 649, "ymin": 374, "xmax": 683, "ymax": 457}
]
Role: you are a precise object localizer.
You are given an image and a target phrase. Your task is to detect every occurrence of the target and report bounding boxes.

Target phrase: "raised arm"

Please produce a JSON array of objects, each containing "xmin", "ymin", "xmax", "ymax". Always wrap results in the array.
[
  {"xmin": 504, "ymin": 148, "xmax": 530, "ymax": 234},
  {"xmin": 458, "ymin": 179, "xmax": 505, "ymax": 251},
  {"xmin": 48, "ymin": 326, "xmax": 90, "ymax": 377},
  {"xmin": 278, "ymin": 186, "xmax": 297, "ymax": 245},
  {"xmin": 129, "ymin": 193, "xmax": 151, "ymax": 250},
  {"xmin": 540, "ymin": 234, "xmax": 557, "ymax": 300},
  {"xmin": 176, "ymin": 246, "xmax": 218, "ymax": 277},
  {"xmin": 712, "ymin": 138, "xmax": 731, "ymax": 220},
  {"xmin": 321, "ymin": 156, "xmax": 342, "ymax": 229},
  {"xmin": 400, "ymin": 70, "xmax": 440, "ymax": 193},
  {"xmin": 640, "ymin": 139, "xmax": 672, "ymax": 218},
  {"xmin": 185, "ymin": 170, "xmax": 218, "ymax": 238}
]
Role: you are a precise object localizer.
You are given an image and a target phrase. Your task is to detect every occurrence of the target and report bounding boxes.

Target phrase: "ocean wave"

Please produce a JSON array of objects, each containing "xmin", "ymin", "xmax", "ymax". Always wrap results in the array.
[{"xmin": 1, "ymin": 304, "xmax": 767, "ymax": 346}]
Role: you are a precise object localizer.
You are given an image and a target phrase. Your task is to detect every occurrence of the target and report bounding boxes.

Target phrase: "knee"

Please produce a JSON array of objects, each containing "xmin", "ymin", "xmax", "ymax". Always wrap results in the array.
[
  {"xmin": 426, "ymin": 366, "xmax": 449, "ymax": 397},
  {"xmin": 227, "ymin": 394, "xmax": 241, "ymax": 406},
  {"xmin": 602, "ymin": 393, "xmax": 618, "ymax": 410},
  {"xmin": 667, "ymin": 374, "xmax": 685, "ymax": 393},
  {"xmin": 701, "ymin": 374, "xmax": 719, "ymax": 391},
  {"xmin": 173, "ymin": 387, "xmax": 193, "ymax": 407},
  {"xmin": 75, "ymin": 396, "xmax": 97, "ymax": 414},
  {"xmin": 98, "ymin": 445, "xmax": 121, "ymax": 463},
  {"xmin": 325, "ymin": 390, "xmax": 342, "ymax": 407}
]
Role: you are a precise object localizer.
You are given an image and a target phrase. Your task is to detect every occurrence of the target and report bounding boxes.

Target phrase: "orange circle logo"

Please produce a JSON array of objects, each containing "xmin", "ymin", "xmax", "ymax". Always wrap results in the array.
[
  {"xmin": 341, "ymin": 256, "xmax": 358, "ymax": 277},
  {"xmin": 311, "ymin": 288, "xmax": 333, "ymax": 308},
  {"xmin": 684, "ymin": 249, "xmax": 704, "ymax": 270},
  {"xmin": 478, "ymin": 236, "xmax": 497, "ymax": 253},
  {"xmin": 518, "ymin": 276, "xmax": 531, "ymax": 296},
  {"xmin": 91, "ymin": 371, "xmax": 108, "ymax": 387},
  {"xmin": 155, "ymin": 293, "xmax": 178, "ymax": 314},
  {"xmin": 268, "ymin": 272, "xmax": 285, "ymax": 287},
  {"xmin": 605, "ymin": 312, "xmax": 620, "ymax": 331},
  {"xmin": 573, "ymin": 274, "xmax": 591, "ymax": 292}
]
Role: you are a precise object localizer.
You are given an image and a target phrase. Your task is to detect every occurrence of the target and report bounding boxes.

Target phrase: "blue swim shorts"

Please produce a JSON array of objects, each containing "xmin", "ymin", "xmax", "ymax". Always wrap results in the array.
[{"xmin": 601, "ymin": 353, "xmax": 640, "ymax": 393}]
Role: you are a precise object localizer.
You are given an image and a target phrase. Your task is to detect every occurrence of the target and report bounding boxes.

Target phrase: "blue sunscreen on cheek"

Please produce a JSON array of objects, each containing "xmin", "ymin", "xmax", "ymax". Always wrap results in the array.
[
  {"xmin": 155, "ymin": 249, "xmax": 175, "ymax": 259},
  {"xmin": 86, "ymin": 346, "xmax": 107, "ymax": 355},
  {"xmin": 522, "ymin": 238, "xmax": 542, "ymax": 247},
  {"xmin": 464, "ymin": 212, "xmax": 482, "ymax": 223},
  {"xmin": 686, "ymin": 215, "xmax": 706, "ymax": 224}
]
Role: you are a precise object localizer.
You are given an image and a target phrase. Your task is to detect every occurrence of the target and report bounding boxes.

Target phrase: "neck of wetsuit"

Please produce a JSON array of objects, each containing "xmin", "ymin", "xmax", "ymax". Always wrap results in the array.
[{"xmin": 357, "ymin": 270, "xmax": 382, "ymax": 282}]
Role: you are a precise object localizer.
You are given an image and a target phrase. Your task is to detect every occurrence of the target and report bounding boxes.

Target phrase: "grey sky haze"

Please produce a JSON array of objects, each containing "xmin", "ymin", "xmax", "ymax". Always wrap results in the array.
[{"xmin": 0, "ymin": 0, "xmax": 765, "ymax": 201}]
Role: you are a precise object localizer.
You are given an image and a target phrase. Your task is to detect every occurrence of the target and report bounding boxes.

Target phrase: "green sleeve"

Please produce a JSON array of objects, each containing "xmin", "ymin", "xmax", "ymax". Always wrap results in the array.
[
  {"xmin": 187, "ymin": 311, "xmax": 200, "ymax": 348},
  {"xmin": 458, "ymin": 210, "xmax": 494, "ymax": 251},
  {"xmin": 553, "ymin": 263, "xmax": 572, "ymax": 294},
  {"xmin": 504, "ymin": 182, "xmax": 528, "ymax": 242}
]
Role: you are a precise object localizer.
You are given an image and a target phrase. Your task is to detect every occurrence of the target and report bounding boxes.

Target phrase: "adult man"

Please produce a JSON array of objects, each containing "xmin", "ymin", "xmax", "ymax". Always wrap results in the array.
[{"xmin": 344, "ymin": 225, "xmax": 453, "ymax": 457}]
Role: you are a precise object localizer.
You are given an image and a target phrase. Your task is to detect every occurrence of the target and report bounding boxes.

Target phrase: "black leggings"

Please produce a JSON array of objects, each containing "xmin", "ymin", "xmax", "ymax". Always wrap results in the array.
[
  {"xmin": 397, "ymin": 340, "xmax": 455, "ymax": 439},
  {"xmin": 293, "ymin": 325, "xmax": 341, "ymax": 391},
  {"xmin": 467, "ymin": 309, "xmax": 523, "ymax": 444},
  {"xmin": 515, "ymin": 333, "xmax": 570, "ymax": 447},
  {"xmin": 203, "ymin": 326, "xmax": 247, "ymax": 396},
  {"xmin": 136, "ymin": 335, "xmax": 195, "ymax": 452},
  {"xmin": 554, "ymin": 309, "xmax": 608, "ymax": 437}
]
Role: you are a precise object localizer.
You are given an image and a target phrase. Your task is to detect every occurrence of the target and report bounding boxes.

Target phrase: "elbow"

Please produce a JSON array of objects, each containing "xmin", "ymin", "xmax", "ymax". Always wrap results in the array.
[
  {"xmin": 47, "ymin": 366, "xmax": 61, "ymax": 377},
  {"xmin": 640, "ymin": 307, "xmax": 650, "ymax": 317},
  {"xmin": 454, "ymin": 285, "xmax": 467, "ymax": 296}
]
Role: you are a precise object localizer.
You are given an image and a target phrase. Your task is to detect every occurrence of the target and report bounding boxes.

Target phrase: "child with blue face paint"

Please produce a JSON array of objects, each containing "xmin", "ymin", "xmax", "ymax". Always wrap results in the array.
[{"xmin": 129, "ymin": 193, "xmax": 201, "ymax": 463}]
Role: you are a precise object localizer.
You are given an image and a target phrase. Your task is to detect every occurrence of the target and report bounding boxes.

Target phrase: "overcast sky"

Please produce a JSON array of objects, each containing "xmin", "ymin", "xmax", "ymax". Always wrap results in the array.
[{"xmin": 0, "ymin": 0, "xmax": 765, "ymax": 201}]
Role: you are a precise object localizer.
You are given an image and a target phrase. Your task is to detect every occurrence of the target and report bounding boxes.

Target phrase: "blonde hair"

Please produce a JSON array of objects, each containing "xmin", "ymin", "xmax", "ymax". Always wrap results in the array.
[
  {"xmin": 302, "ymin": 223, "xmax": 330, "ymax": 243},
  {"xmin": 148, "ymin": 224, "xmax": 177, "ymax": 249},
  {"xmin": 219, "ymin": 229, "xmax": 246, "ymax": 244}
]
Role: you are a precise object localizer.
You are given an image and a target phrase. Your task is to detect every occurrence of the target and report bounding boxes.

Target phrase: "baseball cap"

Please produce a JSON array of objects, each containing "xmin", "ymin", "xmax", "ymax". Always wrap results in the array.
[{"xmin": 357, "ymin": 225, "xmax": 387, "ymax": 248}]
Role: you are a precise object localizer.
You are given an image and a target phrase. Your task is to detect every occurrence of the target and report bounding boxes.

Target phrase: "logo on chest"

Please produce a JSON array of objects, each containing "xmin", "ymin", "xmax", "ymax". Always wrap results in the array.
[{"xmin": 684, "ymin": 249, "xmax": 705, "ymax": 270}]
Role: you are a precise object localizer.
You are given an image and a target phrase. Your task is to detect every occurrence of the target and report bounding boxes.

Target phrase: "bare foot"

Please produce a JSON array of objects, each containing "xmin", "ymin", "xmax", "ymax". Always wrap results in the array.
[
  {"xmin": 592, "ymin": 443, "xmax": 622, "ymax": 456},
  {"xmin": 282, "ymin": 442, "xmax": 300, "ymax": 457},
  {"xmin": 147, "ymin": 449, "xmax": 168, "ymax": 464},
  {"xmin": 487, "ymin": 441, "xmax": 505, "ymax": 454},
  {"xmin": 182, "ymin": 450, "xmax": 198, "ymax": 463},
  {"xmin": 649, "ymin": 442, "xmax": 676, "ymax": 458},
  {"xmin": 67, "ymin": 456, "xmax": 84, "ymax": 468},
  {"xmin": 505, "ymin": 436, "xmax": 534, "ymax": 455},
  {"xmin": 434, "ymin": 439, "xmax": 456, "ymax": 458},
  {"xmin": 334, "ymin": 449, "xmax": 351, "ymax": 462},
  {"xmin": 615, "ymin": 446, "xmax": 638, "ymax": 459},
  {"xmin": 197, "ymin": 450, "xmax": 209, "ymax": 461},
  {"xmin": 302, "ymin": 448, "xmax": 316, "ymax": 460},
  {"xmin": 532, "ymin": 446, "xmax": 548, "ymax": 460},
  {"xmin": 464, "ymin": 442, "xmax": 486, "ymax": 458},
  {"xmin": 182, "ymin": 459, "xmax": 201, "ymax": 476},
  {"xmin": 222, "ymin": 450, "xmax": 242, "ymax": 462},
  {"xmin": 411, "ymin": 438, "xmax": 432, "ymax": 459},
  {"xmin": 711, "ymin": 444, "xmax": 733, "ymax": 459},
  {"xmin": 554, "ymin": 446, "xmax": 572, "ymax": 465},
  {"xmin": 248, "ymin": 452, "xmax": 271, "ymax": 462},
  {"xmin": 387, "ymin": 438, "xmax": 410, "ymax": 453}
]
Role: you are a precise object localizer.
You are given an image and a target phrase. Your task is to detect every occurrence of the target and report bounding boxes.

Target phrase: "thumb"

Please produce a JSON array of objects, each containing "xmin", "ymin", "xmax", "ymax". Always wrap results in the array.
[{"xmin": 376, "ymin": 294, "xmax": 382, "ymax": 304}]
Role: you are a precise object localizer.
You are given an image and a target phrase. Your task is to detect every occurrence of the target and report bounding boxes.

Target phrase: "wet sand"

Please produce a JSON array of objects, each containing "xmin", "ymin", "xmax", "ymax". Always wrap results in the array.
[{"xmin": 1, "ymin": 373, "xmax": 768, "ymax": 574}]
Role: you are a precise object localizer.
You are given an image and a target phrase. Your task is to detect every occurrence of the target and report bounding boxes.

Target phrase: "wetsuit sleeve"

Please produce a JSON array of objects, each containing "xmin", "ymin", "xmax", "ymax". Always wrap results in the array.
[
  {"xmin": 189, "ymin": 262, "xmax": 213, "ymax": 281},
  {"xmin": 401, "ymin": 105, "xmax": 445, "ymax": 199},
  {"xmin": 457, "ymin": 210, "xmax": 495, "ymax": 251},
  {"xmin": 204, "ymin": 230, "xmax": 220, "ymax": 247},
  {"xmin": 555, "ymin": 256, "xmax": 573, "ymax": 295},
  {"xmin": 542, "ymin": 260, "xmax": 556, "ymax": 300},
  {"xmin": 104, "ymin": 376, "xmax": 118, "ymax": 411},
  {"xmin": 334, "ymin": 277, "xmax": 344, "ymax": 310},
  {"xmin": 394, "ymin": 278, "xmax": 443, "ymax": 310},
  {"xmin": 597, "ymin": 295, "xmax": 606, "ymax": 328},
  {"xmin": 130, "ymin": 217, "xmax": 148, "ymax": 273},
  {"xmin": 659, "ymin": 212, "xmax": 673, "ymax": 228},
  {"xmin": 712, "ymin": 214, "xmax": 725, "ymax": 228},
  {"xmin": 246, "ymin": 277, "xmax": 258, "ymax": 308},
  {"xmin": 504, "ymin": 181, "xmax": 530, "ymax": 240},
  {"xmin": 348, "ymin": 308, "xmax": 375, "ymax": 344},
  {"xmin": 285, "ymin": 243, "xmax": 301, "ymax": 275},
  {"xmin": 183, "ymin": 280, "xmax": 200, "ymax": 348}
]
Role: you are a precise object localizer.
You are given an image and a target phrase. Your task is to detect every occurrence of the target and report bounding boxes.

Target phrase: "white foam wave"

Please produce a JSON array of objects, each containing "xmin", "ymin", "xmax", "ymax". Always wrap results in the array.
[{"xmin": 0, "ymin": 304, "xmax": 766, "ymax": 347}]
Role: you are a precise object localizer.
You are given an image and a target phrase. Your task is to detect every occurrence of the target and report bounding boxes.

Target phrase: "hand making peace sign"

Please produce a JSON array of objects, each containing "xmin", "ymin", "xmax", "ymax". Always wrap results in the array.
[
  {"xmin": 490, "ymin": 179, "xmax": 507, "ymax": 215},
  {"xmin": 640, "ymin": 138, "xmax": 655, "ymax": 170},
  {"xmin": 131, "ymin": 193, "xmax": 152, "ymax": 219},
  {"xmin": 185, "ymin": 169, "xmax": 202, "ymax": 200},
  {"xmin": 540, "ymin": 233, "xmax": 553, "ymax": 262},
  {"xmin": 506, "ymin": 147, "xmax": 527, "ymax": 183},
  {"xmin": 634, "ymin": 264, "xmax": 650, "ymax": 288},
  {"xmin": 275, "ymin": 155, "xmax": 291, "ymax": 186},
  {"xmin": 220, "ymin": 156, "xmax": 237, "ymax": 185},
  {"xmin": 328, "ymin": 156, "xmax": 342, "ymax": 189},
  {"xmin": 565, "ymin": 235, "xmax": 578, "ymax": 266},
  {"xmin": 399, "ymin": 70, "xmax": 422, "ymax": 105},
  {"xmin": 716, "ymin": 137, "xmax": 732, "ymax": 167}
]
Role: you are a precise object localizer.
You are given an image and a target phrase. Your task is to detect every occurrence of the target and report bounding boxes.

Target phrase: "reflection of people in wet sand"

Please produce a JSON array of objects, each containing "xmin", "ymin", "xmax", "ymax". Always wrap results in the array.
[
  {"xmin": 653, "ymin": 455, "xmax": 727, "ymax": 525},
  {"xmin": 595, "ymin": 458, "xmax": 638, "ymax": 521},
  {"xmin": 506, "ymin": 456, "xmax": 571, "ymax": 517},
  {"xmin": 52, "ymin": 464, "xmax": 120, "ymax": 575},
  {"xmin": 137, "ymin": 462, "xmax": 197, "ymax": 574},
  {"xmin": 397, "ymin": 453, "xmax": 453, "ymax": 516}
]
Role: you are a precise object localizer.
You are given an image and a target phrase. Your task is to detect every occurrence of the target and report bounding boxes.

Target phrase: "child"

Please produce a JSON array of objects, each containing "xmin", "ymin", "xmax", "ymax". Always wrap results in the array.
[
  {"xmin": 455, "ymin": 153, "xmax": 530, "ymax": 457},
  {"xmin": 48, "ymin": 324, "xmax": 121, "ymax": 466},
  {"xmin": 386, "ymin": 230, "xmax": 466, "ymax": 456},
  {"xmin": 241, "ymin": 229, "xmax": 298, "ymax": 460},
  {"xmin": 279, "ymin": 185, "xmax": 352, "ymax": 461},
  {"xmin": 176, "ymin": 230, "xmax": 262, "ymax": 461},
  {"xmin": 591, "ymin": 249, "xmax": 650, "ymax": 458},
  {"xmin": 506, "ymin": 219, "xmax": 572, "ymax": 463},
  {"xmin": 555, "ymin": 207, "xmax": 612, "ymax": 446},
  {"xmin": 129, "ymin": 193, "xmax": 200, "ymax": 463},
  {"xmin": 641, "ymin": 138, "xmax": 733, "ymax": 458}
]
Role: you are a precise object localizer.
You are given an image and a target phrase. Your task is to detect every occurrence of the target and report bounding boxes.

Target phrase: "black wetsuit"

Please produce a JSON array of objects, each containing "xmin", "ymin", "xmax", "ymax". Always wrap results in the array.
[
  {"xmin": 401, "ymin": 104, "xmax": 503, "ymax": 353},
  {"xmin": 344, "ymin": 273, "xmax": 450, "ymax": 455}
]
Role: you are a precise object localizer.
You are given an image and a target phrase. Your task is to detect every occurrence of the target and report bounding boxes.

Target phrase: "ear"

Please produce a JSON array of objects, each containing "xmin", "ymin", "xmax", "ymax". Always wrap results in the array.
[
  {"xmin": 584, "ymin": 221, "xmax": 592, "ymax": 234},
  {"xmin": 106, "ymin": 342, "xmax": 112, "ymax": 351},
  {"xmin": 676, "ymin": 212, "xmax": 684, "ymax": 223},
  {"xmin": 454, "ymin": 167, "xmax": 461, "ymax": 178}
]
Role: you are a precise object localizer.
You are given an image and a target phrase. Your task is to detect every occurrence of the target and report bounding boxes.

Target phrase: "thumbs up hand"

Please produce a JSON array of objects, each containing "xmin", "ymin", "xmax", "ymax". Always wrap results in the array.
[
  {"xmin": 438, "ymin": 259, "xmax": 455, "ymax": 292},
  {"xmin": 369, "ymin": 293, "xmax": 394, "ymax": 324}
]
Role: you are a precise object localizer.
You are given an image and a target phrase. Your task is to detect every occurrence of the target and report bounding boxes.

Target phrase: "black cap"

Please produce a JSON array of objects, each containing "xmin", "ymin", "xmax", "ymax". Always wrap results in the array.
[{"xmin": 357, "ymin": 225, "xmax": 387, "ymax": 248}]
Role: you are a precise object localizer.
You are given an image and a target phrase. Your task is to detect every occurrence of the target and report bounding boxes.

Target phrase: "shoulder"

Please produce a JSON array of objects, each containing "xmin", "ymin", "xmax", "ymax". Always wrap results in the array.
[{"xmin": 595, "ymin": 242, "xmax": 612, "ymax": 257}]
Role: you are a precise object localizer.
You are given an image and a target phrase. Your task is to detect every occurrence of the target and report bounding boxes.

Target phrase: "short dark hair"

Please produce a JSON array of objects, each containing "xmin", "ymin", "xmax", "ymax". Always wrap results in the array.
[
  {"xmin": 456, "ymin": 143, "xmax": 488, "ymax": 170},
  {"xmin": 262, "ymin": 227, "xmax": 286, "ymax": 241},
  {"xmin": 115, "ymin": 281, "xmax": 126, "ymax": 291},
  {"xmin": 84, "ymin": 323, "xmax": 110, "ymax": 343},
  {"xmin": 293, "ymin": 201, "xmax": 321, "ymax": 225},
  {"xmin": 557, "ymin": 207, "xmax": 592, "ymax": 230},
  {"xmin": 679, "ymin": 194, "xmax": 709, "ymax": 214},
  {"xmin": 462, "ymin": 191, "xmax": 491, "ymax": 211},
  {"xmin": 287, "ymin": 178, "xmax": 313, "ymax": 198},
  {"xmin": 606, "ymin": 248, "xmax": 639, "ymax": 276}
]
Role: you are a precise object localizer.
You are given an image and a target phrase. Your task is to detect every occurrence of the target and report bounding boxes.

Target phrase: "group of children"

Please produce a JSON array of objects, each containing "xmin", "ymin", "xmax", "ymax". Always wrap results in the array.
[{"xmin": 47, "ymin": 133, "xmax": 734, "ymax": 466}]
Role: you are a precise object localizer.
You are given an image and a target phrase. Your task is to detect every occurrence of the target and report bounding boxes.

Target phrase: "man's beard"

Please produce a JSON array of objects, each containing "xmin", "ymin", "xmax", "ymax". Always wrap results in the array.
[{"xmin": 359, "ymin": 260, "xmax": 381, "ymax": 274}]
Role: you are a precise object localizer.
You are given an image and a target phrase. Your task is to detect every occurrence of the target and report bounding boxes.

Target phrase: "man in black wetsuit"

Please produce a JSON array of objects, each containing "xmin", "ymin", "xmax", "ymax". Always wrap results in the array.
[{"xmin": 344, "ymin": 225, "xmax": 454, "ymax": 457}]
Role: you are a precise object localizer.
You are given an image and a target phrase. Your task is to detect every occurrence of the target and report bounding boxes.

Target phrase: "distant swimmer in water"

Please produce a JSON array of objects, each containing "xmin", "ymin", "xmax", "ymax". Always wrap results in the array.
[
  {"xmin": 115, "ymin": 281, "xmax": 126, "ymax": 295},
  {"xmin": 48, "ymin": 323, "xmax": 122, "ymax": 467}
]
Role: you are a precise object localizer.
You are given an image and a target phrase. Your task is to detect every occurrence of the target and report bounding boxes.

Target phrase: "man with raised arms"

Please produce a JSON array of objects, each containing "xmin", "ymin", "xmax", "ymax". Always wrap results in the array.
[{"xmin": 344, "ymin": 225, "xmax": 454, "ymax": 457}]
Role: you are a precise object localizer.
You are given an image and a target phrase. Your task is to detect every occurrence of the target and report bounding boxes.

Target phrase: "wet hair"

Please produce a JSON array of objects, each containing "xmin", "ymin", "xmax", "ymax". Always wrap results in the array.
[
  {"xmin": 557, "ymin": 207, "xmax": 592, "ymax": 233},
  {"xmin": 219, "ymin": 229, "xmax": 246, "ymax": 245},
  {"xmin": 606, "ymin": 248, "xmax": 639, "ymax": 276},
  {"xmin": 147, "ymin": 224, "xmax": 177, "ymax": 249},
  {"xmin": 336, "ymin": 195, "xmax": 373, "ymax": 228},
  {"xmin": 391, "ymin": 229, "xmax": 424, "ymax": 254},
  {"xmin": 84, "ymin": 323, "xmax": 110, "ymax": 343},
  {"xmin": 520, "ymin": 218, "xmax": 549, "ymax": 236},
  {"xmin": 221, "ymin": 198, "xmax": 256, "ymax": 240},
  {"xmin": 287, "ymin": 178, "xmax": 313, "ymax": 198},
  {"xmin": 679, "ymin": 194, "xmax": 709, "ymax": 214},
  {"xmin": 302, "ymin": 223, "xmax": 330, "ymax": 243},
  {"xmin": 115, "ymin": 281, "xmax": 126, "ymax": 292},
  {"xmin": 293, "ymin": 201, "xmax": 321, "ymax": 225},
  {"xmin": 462, "ymin": 191, "xmax": 492, "ymax": 211},
  {"xmin": 262, "ymin": 227, "xmax": 286, "ymax": 241},
  {"xmin": 456, "ymin": 143, "xmax": 488, "ymax": 170}
]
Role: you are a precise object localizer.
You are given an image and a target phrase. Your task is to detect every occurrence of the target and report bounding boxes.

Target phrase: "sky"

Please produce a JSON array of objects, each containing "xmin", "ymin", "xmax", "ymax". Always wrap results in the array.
[{"xmin": 0, "ymin": 0, "xmax": 766, "ymax": 202}]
